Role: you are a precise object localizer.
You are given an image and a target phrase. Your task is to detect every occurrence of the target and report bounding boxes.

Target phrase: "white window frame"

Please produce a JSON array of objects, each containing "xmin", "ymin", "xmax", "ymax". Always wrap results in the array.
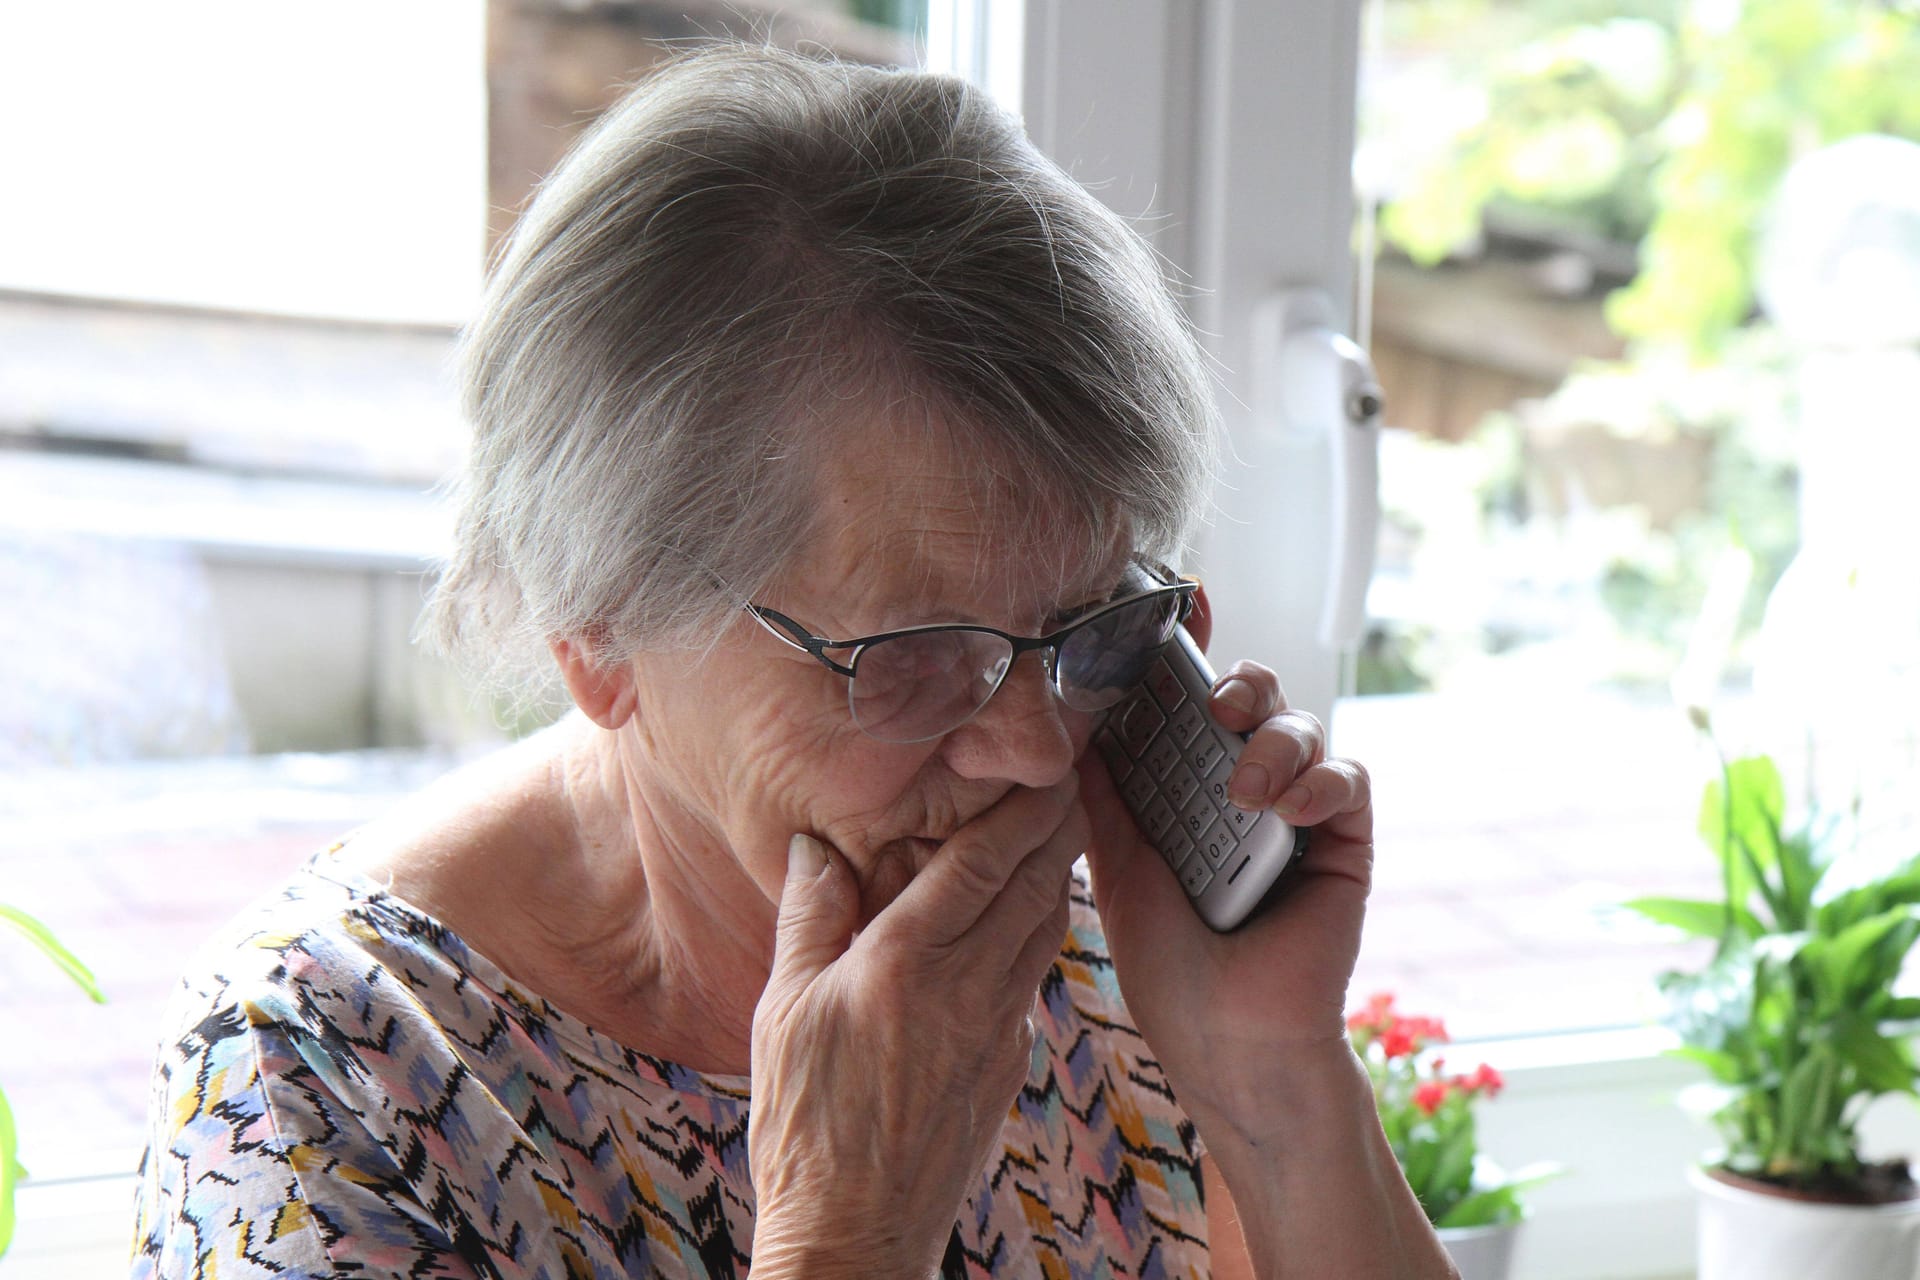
[{"xmin": 932, "ymin": 3, "xmax": 1920, "ymax": 1275}]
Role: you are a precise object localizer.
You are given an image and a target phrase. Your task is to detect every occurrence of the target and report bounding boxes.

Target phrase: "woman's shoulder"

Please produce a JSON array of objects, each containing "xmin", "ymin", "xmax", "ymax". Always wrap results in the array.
[{"xmin": 143, "ymin": 858, "xmax": 456, "ymax": 1095}]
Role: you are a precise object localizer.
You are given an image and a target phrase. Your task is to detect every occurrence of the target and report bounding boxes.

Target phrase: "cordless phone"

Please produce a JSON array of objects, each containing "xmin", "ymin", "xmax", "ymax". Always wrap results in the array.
[{"xmin": 1094, "ymin": 626, "xmax": 1308, "ymax": 931}]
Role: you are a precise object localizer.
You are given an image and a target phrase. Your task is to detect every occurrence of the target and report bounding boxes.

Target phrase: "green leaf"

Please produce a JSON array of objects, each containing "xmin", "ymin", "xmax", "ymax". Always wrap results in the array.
[
  {"xmin": 1699, "ymin": 757, "xmax": 1792, "ymax": 926},
  {"xmin": 1, "ymin": 1083, "xmax": 17, "ymax": 1258},
  {"xmin": 1819, "ymin": 867, "xmax": 1920, "ymax": 933},
  {"xmin": 1431, "ymin": 1158, "xmax": 1567, "ymax": 1230},
  {"xmin": 1700, "ymin": 758, "xmax": 1781, "ymax": 853},
  {"xmin": 1435, "ymin": 1184, "xmax": 1522, "ymax": 1230},
  {"xmin": 1668, "ymin": 1044, "xmax": 1745, "ymax": 1084},
  {"xmin": 1402, "ymin": 1131, "xmax": 1440, "ymax": 1196},
  {"xmin": 1806, "ymin": 911, "xmax": 1920, "ymax": 1005},
  {"xmin": 1774, "ymin": 827, "xmax": 1823, "ymax": 929},
  {"xmin": 1775, "ymin": 1051, "xmax": 1832, "ymax": 1169},
  {"xmin": 1623, "ymin": 895, "xmax": 1761, "ymax": 940},
  {"xmin": 1427, "ymin": 1131, "xmax": 1476, "ymax": 1208},
  {"xmin": 0, "ymin": 905, "xmax": 106, "ymax": 1004},
  {"xmin": 1834, "ymin": 1018, "xmax": 1917, "ymax": 1095}
]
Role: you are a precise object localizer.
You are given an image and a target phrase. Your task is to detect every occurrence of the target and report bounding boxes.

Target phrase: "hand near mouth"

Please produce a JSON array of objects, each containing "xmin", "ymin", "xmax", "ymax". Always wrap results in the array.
[{"xmin": 748, "ymin": 776, "xmax": 1086, "ymax": 1278}]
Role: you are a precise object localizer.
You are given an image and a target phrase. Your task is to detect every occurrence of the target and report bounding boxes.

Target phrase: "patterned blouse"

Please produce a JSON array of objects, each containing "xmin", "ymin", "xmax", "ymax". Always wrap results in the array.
[{"xmin": 131, "ymin": 853, "xmax": 1211, "ymax": 1279}]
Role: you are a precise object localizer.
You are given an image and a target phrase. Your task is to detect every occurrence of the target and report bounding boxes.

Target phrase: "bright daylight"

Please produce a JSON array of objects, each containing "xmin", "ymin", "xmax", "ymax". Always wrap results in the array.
[{"xmin": 1, "ymin": 2, "xmax": 1917, "ymax": 1278}]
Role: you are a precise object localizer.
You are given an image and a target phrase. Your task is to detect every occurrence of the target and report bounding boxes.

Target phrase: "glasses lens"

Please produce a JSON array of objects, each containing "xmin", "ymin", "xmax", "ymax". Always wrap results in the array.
[
  {"xmin": 1055, "ymin": 589, "xmax": 1183, "ymax": 712},
  {"xmin": 848, "ymin": 629, "xmax": 1016, "ymax": 743}
]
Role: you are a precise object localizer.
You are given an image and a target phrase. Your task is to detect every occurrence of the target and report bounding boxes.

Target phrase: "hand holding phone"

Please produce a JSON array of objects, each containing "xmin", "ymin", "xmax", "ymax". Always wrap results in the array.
[{"xmin": 1093, "ymin": 626, "xmax": 1308, "ymax": 931}]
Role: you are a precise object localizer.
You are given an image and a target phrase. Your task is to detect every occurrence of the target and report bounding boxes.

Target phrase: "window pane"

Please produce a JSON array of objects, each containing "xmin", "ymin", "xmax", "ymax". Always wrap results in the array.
[
  {"xmin": 0, "ymin": 3, "xmax": 929, "ymax": 1227},
  {"xmin": 1344, "ymin": 0, "xmax": 1920, "ymax": 1038},
  {"xmin": 0, "ymin": 2, "xmax": 486, "ymax": 324}
]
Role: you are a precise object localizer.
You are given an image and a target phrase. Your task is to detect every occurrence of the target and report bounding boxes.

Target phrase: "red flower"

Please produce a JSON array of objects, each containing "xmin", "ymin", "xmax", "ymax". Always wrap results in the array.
[
  {"xmin": 1347, "ymin": 992, "xmax": 1396, "ymax": 1032},
  {"xmin": 1413, "ymin": 1080, "xmax": 1452, "ymax": 1115},
  {"xmin": 1380, "ymin": 1023, "xmax": 1418, "ymax": 1059},
  {"xmin": 1456, "ymin": 1062, "xmax": 1505, "ymax": 1098}
]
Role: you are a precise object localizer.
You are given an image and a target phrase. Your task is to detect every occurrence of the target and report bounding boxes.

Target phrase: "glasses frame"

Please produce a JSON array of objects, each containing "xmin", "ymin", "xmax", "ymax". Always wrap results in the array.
[{"xmin": 745, "ymin": 563, "xmax": 1198, "ymax": 739}]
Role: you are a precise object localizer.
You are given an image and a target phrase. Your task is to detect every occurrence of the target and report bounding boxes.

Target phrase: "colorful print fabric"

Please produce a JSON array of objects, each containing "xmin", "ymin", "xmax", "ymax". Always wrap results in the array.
[{"xmin": 132, "ymin": 855, "xmax": 1210, "ymax": 1278}]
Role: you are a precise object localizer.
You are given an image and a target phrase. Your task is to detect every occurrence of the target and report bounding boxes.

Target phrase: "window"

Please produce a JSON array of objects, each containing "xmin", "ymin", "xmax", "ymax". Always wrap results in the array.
[
  {"xmin": 1012, "ymin": 2, "xmax": 1920, "ymax": 1276},
  {"xmin": 0, "ymin": 4, "xmax": 928, "ymax": 1269}
]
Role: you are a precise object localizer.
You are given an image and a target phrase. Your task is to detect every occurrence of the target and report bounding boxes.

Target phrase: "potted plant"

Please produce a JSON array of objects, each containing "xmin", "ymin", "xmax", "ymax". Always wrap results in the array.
[
  {"xmin": 0, "ymin": 903, "xmax": 105, "ymax": 1260},
  {"xmin": 1623, "ymin": 749, "xmax": 1920, "ymax": 1279},
  {"xmin": 1348, "ymin": 991, "xmax": 1556, "ymax": 1280}
]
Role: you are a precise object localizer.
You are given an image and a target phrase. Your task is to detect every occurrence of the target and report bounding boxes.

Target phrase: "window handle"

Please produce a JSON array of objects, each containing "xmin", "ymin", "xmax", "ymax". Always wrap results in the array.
[{"xmin": 1257, "ymin": 288, "xmax": 1384, "ymax": 651}]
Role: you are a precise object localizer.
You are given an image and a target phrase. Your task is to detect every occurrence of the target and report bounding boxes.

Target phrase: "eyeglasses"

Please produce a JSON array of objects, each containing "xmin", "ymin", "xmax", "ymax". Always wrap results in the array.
[{"xmin": 746, "ymin": 564, "xmax": 1198, "ymax": 743}]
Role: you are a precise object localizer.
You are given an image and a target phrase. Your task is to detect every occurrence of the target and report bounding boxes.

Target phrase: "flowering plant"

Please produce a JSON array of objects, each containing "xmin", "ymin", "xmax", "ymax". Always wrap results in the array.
[{"xmin": 1349, "ymin": 992, "xmax": 1552, "ymax": 1228}]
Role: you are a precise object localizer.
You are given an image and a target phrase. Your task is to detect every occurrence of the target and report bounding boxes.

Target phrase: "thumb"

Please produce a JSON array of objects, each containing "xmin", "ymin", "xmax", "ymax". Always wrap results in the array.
[{"xmin": 766, "ymin": 833, "xmax": 858, "ymax": 1002}]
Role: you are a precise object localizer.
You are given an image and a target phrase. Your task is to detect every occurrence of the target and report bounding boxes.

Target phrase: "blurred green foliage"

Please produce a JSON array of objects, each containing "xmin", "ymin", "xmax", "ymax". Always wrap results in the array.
[
  {"xmin": 1373, "ymin": 0, "xmax": 1920, "ymax": 352},
  {"xmin": 1357, "ymin": 0, "xmax": 1919, "ymax": 697},
  {"xmin": 845, "ymin": 0, "xmax": 926, "ymax": 38},
  {"xmin": 1363, "ymin": 328, "xmax": 1801, "ymax": 695}
]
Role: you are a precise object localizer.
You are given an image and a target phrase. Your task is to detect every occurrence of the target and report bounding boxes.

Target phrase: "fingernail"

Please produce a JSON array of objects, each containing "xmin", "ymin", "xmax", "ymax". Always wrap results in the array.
[
  {"xmin": 788, "ymin": 832, "xmax": 827, "ymax": 878},
  {"xmin": 1214, "ymin": 677, "xmax": 1257, "ymax": 715},
  {"xmin": 1275, "ymin": 784, "xmax": 1312, "ymax": 816},
  {"xmin": 1229, "ymin": 762, "xmax": 1271, "ymax": 809}
]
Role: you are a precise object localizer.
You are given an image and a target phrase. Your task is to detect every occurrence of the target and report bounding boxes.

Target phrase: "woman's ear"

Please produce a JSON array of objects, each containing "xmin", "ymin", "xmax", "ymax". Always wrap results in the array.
[
  {"xmin": 1184, "ymin": 580, "xmax": 1214, "ymax": 654},
  {"xmin": 549, "ymin": 637, "xmax": 639, "ymax": 730}
]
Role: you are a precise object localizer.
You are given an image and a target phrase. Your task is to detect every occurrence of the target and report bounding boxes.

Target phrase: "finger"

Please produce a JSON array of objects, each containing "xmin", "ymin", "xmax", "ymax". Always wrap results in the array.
[
  {"xmin": 1271, "ymin": 756, "xmax": 1373, "ymax": 839},
  {"xmin": 1008, "ymin": 866, "xmax": 1075, "ymax": 997},
  {"xmin": 1207, "ymin": 660, "xmax": 1287, "ymax": 734},
  {"xmin": 1075, "ymin": 751, "xmax": 1194, "ymax": 934},
  {"xmin": 1225, "ymin": 709, "xmax": 1327, "ymax": 812},
  {"xmin": 761, "ymin": 833, "xmax": 860, "ymax": 1016},
  {"xmin": 976, "ymin": 791, "xmax": 1089, "ymax": 962},
  {"xmin": 882, "ymin": 776, "xmax": 1079, "ymax": 944}
]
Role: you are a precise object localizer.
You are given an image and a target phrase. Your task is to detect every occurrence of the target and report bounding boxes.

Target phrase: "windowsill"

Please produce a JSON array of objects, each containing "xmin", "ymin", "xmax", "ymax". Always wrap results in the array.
[
  {"xmin": 0, "ymin": 450, "xmax": 448, "ymax": 570},
  {"xmin": 0, "ymin": 291, "xmax": 464, "ymax": 483}
]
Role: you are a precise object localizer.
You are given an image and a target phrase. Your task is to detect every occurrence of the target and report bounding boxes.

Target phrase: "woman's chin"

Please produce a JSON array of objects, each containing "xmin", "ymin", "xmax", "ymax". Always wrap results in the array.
[{"xmin": 855, "ymin": 836, "xmax": 945, "ymax": 925}]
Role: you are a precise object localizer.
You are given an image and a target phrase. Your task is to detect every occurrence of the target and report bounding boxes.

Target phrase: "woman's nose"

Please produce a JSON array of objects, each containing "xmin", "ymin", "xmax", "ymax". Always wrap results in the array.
[{"xmin": 943, "ymin": 649, "xmax": 1078, "ymax": 786}]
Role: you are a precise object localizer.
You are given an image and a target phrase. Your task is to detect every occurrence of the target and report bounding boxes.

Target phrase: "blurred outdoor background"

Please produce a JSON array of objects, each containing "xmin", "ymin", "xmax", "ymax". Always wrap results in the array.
[{"xmin": 1, "ymin": 3, "xmax": 1917, "ymax": 1268}]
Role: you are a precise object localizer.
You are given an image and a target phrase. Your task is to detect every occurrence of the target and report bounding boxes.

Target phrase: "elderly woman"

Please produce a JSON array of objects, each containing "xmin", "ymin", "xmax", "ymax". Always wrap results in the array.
[{"xmin": 134, "ymin": 45, "xmax": 1451, "ymax": 1280}]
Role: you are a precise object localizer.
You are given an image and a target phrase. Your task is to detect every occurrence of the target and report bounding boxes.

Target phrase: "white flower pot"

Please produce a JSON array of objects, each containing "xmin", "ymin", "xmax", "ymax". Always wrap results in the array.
[
  {"xmin": 1436, "ymin": 1221, "xmax": 1520, "ymax": 1280},
  {"xmin": 1691, "ymin": 1164, "xmax": 1920, "ymax": 1280}
]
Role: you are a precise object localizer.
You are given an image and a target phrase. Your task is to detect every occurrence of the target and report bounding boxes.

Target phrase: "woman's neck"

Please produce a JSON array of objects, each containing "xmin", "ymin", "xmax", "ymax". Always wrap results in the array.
[{"xmin": 339, "ymin": 715, "xmax": 777, "ymax": 1076}]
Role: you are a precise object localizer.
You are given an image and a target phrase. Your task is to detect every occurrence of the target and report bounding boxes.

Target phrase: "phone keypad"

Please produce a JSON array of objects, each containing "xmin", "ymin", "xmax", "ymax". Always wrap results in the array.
[
  {"xmin": 1180, "ymin": 854, "xmax": 1213, "ymax": 897},
  {"xmin": 1203, "ymin": 752, "xmax": 1235, "ymax": 807},
  {"xmin": 1168, "ymin": 701, "xmax": 1207, "ymax": 748},
  {"xmin": 1097, "ymin": 651, "xmax": 1271, "ymax": 905},
  {"xmin": 1146, "ymin": 663, "xmax": 1185, "ymax": 713},
  {"xmin": 1162, "ymin": 762, "xmax": 1200, "ymax": 811},
  {"xmin": 1121, "ymin": 767, "xmax": 1158, "ymax": 813},
  {"xmin": 1163, "ymin": 830, "xmax": 1196, "ymax": 873},
  {"xmin": 1115, "ymin": 697, "xmax": 1164, "ymax": 756},
  {"xmin": 1143, "ymin": 734, "xmax": 1183, "ymax": 781},
  {"xmin": 1189, "ymin": 733, "xmax": 1225, "ymax": 777},
  {"xmin": 1142, "ymin": 795, "xmax": 1179, "ymax": 845}
]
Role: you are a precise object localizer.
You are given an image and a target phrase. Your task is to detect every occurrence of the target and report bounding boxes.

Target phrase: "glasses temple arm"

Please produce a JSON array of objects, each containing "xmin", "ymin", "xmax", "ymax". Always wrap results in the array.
[{"xmin": 746, "ymin": 605, "xmax": 818, "ymax": 654}]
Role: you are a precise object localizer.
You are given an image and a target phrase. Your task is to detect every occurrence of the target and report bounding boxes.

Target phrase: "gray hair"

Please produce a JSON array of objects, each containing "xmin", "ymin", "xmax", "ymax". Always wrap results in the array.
[{"xmin": 425, "ymin": 43, "xmax": 1218, "ymax": 697}]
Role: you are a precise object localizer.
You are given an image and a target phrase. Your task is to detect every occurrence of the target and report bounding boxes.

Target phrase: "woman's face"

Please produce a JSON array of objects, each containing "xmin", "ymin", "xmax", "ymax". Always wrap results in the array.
[{"xmin": 623, "ymin": 420, "xmax": 1129, "ymax": 918}]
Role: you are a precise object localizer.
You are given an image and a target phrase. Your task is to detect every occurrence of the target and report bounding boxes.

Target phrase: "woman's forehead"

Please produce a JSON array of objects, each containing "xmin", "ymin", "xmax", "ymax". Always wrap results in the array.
[
  {"xmin": 797, "ymin": 448, "xmax": 1129, "ymax": 627},
  {"xmin": 810, "ymin": 495, "xmax": 1128, "ymax": 622}
]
